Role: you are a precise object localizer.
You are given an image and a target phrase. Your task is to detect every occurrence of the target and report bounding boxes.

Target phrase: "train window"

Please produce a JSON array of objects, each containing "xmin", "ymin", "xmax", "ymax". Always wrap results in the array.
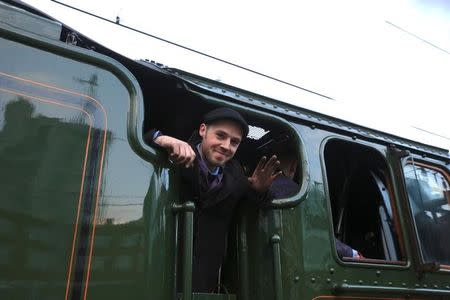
[
  {"xmin": 324, "ymin": 139, "xmax": 405, "ymax": 263},
  {"xmin": 143, "ymin": 84, "xmax": 300, "ymax": 294},
  {"xmin": 403, "ymin": 162, "xmax": 450, "ymax": 265}
]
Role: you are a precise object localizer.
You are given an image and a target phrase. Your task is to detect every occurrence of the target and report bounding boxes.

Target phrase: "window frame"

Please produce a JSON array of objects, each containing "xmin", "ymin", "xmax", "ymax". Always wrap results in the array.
[
  {"xmin": 322, "ymin": 137, "xmax": 408, "ymax": 267},
  {"xmin": 402, "ymin": 158, "xmax": 450, "ymax": 270}
]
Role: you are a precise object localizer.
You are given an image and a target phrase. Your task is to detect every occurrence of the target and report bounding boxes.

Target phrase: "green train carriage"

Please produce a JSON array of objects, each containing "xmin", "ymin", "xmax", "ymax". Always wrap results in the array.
[{"xmin": 1, "ymin": 1, "xmax": 450, "ymax": 299}]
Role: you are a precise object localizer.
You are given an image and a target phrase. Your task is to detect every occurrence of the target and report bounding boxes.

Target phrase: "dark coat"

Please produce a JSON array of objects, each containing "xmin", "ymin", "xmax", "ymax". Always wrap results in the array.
[
  {"xmin": 144, "ymin": 130, "xmax": 263, "ymax": 292},
  {"xmin": 335, "ymin": 238, "xmax": 354, "ymax": 258},
  {"xmin": 269, "ymin": 175, "xmax": 299, "ymax": 199},
  {"xmin": 181, "ymin": 139, "xmax": 264, "ymax": 292}
]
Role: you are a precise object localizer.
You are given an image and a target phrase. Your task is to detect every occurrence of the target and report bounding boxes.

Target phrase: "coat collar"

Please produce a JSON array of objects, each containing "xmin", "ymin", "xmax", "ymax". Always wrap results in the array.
[{"xmin": 185, "ymin": 137, "xmax": 238, "ymax": 209}]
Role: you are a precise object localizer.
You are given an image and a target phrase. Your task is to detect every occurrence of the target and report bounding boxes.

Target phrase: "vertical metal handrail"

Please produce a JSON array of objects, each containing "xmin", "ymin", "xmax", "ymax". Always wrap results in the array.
[
  {"xmin": 172, "ymin": 212, "xmax": 179, "ymax": 300},
  {"xmin": 271, "ymin": 234, "xmax": 283, "ymax": 300},
  {"xmin": 238, "ymin": 216, "xmax": 250, "ymax": 300},
  {"xmin": 173, "ymin": 202, "xmax": 195, "ymax": 300}
]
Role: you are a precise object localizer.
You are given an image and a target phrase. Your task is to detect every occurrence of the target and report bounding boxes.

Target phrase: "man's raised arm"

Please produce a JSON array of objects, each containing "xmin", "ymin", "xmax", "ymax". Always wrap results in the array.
[{"xmin": 144, "ymin": 130, "xmax": 196, "ymax": 168}]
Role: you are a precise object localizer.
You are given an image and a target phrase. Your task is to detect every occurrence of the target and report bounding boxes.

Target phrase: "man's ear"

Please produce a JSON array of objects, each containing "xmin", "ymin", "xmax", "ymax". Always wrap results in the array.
[{"xmin": 199, "ymin": 123, "xmax": 207, "ymax": 138}]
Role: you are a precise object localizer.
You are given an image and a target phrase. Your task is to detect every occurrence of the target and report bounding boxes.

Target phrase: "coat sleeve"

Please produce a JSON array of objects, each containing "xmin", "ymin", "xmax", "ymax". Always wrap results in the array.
[
  {"xmin": 143, "ymin": 129, "xmax": 161, "ymax": 148},
  {"xmin": 226, "ymin": 160, "xmax": 273, "ymax": 208},
  {"xmin": 335, "ymin": 238, "xmax": 355, "ymax": 258}
]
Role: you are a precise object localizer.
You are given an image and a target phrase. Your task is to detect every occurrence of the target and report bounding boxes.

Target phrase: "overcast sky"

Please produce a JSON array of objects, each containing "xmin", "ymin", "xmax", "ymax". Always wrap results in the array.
[{"xmin": 23, "ymin": 0, "xmax": 450, "ymax": 150}]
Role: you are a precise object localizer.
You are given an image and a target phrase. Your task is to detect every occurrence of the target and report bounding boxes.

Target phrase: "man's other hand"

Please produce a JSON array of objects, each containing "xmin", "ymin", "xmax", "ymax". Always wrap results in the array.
[
  {"xmin": 155, "ymin": 135, "xmax": 196, "ymax": 168},
  {"xmin": 248, "ymin": 155, "xmax": 281, "ymax": 192}
]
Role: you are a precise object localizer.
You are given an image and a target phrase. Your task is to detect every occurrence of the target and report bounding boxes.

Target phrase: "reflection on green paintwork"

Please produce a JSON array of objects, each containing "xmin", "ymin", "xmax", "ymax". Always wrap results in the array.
[
  {"xmin": 0, "ymin": 33, "xmax": 158, "ymax": 300},
  {"xmin": 0, "ymin": 97, "xmax": 90, "ymax": 299}
]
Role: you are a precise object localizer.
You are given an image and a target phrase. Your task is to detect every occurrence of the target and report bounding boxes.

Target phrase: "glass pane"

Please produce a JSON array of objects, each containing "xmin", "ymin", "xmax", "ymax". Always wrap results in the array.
[{"xmin": 404, "ymin": 163, "xmax": 450, "ymax": 265}]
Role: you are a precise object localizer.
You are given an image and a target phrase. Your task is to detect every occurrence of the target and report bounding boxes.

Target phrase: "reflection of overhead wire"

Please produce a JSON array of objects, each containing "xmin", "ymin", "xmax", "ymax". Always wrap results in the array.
[
  {"xmin": 51, "ymin": 0, "xmax": 334, "ymax": 100},
  {"xmin": 411, "ymin": 126, "xmax": 450, "ymax": 140},
  {"xmin": 385, "ymin": 21, "xmax": 450, "ymax": 55}
]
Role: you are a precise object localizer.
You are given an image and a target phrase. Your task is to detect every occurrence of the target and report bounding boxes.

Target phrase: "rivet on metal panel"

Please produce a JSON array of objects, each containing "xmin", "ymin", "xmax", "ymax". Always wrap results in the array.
[
  {"xmin": 422, "ymin": 153, "xmax": 427, "ymax": 158},
  {"xmin": 358, "ymin": 280, "xmax": 363, "ymax": 285},
  {"xmin": 402, "ymin": 283, "xmax": 406, "ymax": 287},
  {"xmin": 352, "ymin": 136, "xmax": 357, "ymax": 140},
  {"xmin": 434, "ymin": 285, "xmax": 438, "ymax": 289},
  {"xmin": 388, "ymin": 282, "xmax": 392, "ymax": 286},
  {"xmin": 310, "ymin": 124, "xmax": 316, "ymax": 130},
  {"xmin": 329, "ymin": 268, "xmax": 335, "ymax": 274},
  {"xmin": 376, "ymin": 271, "xmax": 381, "ymax": 277},
  {"xmin": 294, "ymin": 276, "xmax": 300, "ymax": 283},
  {"xmin": 343, "ymin": 280, "xmax": 347, "ymax": 283},
  {"xmin": 311, "ymin": 277, "xmax": 316, "ymax": 283},
  {"xmin": 423, "ymin": 284, "xmax": 428, "ymax": 288},
  {"xmin": 415, "ymin": 284, "xmax": 420, "ymax": 288},
  {"xmin": 373, "ymin": 281, "xmax": 378, "ymax": 285},
  {"xmin": 326, "ymin": 278, "xmax": 331, "ymax": 283},
  {"xmin": 222, "ymin": 89, "xmax": 226, "ymax": 93},
  {"xmin": 273, "ymin": 105, "xmax": 277, "ymax": 109}
]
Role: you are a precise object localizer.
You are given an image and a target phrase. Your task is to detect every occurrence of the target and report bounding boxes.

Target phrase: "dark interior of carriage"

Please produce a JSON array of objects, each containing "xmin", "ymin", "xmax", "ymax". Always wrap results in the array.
[{"xmin": 324, "ymin": 139, "xmax": 405, "ymax": 263}]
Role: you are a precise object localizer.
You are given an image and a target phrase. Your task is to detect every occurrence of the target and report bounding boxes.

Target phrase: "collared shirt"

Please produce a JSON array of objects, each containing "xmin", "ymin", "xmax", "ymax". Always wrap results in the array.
[{"xmin": 196, "ymin": 143, "xmax": 223, "ymax": 190}]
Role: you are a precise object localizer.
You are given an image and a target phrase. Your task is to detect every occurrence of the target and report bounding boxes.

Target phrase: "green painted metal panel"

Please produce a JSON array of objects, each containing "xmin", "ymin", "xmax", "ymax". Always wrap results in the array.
[
  {"xmin": 0, "ymin": 1, "xmax": 62, "ymax": 41},
  {"xmin": 0, "ymin": 14, "xmax": 177, "ymax": 300},
  {"xmin": 0, "ymin": 93, "xmax": 93, "ymax": 299}
]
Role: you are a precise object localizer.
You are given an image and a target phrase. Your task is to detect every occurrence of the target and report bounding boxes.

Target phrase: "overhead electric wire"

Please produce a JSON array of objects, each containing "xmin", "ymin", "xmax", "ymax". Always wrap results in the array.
[
  {"xmin": 51, "ymin": 0, "xmax": 334, "ymax": 100},
  {"xmin": 411, "ymin": 126, "xmax": 450, "ymax": 141},
  {"xmin": 386, "ymin": 21, "xmax": 450, "ymax": 55}
]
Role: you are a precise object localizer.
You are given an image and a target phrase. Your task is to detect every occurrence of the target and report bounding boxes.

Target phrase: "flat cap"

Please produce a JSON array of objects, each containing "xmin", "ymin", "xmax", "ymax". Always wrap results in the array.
[{"xmin": 202, "ymin": 107, "xmax": 249, "ymax": 137}]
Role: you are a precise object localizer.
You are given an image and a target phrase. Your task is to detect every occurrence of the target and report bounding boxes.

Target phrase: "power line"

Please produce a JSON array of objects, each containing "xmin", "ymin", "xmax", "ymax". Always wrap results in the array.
[
  {"xmin": 50, "ymin": 0, "xmax": 334, "ymax": 100},
  {"xmin": 385, "ymin": 21, "xmax": 450, "ymax": 55},
  {"xmin": 411, "ymin": 126, "xmax": 450, "ymax": 140}
]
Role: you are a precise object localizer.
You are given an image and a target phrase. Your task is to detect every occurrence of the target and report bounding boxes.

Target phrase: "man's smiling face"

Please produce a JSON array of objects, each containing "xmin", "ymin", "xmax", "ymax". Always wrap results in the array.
[{"xmin": 198, "ymin": 119, "xmax": 243, "ymax": 169}]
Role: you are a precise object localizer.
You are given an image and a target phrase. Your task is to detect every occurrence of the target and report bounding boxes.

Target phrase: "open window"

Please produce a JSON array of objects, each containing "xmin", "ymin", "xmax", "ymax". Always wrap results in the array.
[
  {"xmin": 403, "ymin": 160, "xmax": 450, "ymax": 266},
  {"xmin": 324, "ymin": 139, "xmax": 405, "ymax": 263},
  {"xmin": 141, "ymin": 77, "xmax": 301, "ymax": 295},
  {"xmin": 141, "ymin": 73, "xmax": 302, "ymax": 192}
]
